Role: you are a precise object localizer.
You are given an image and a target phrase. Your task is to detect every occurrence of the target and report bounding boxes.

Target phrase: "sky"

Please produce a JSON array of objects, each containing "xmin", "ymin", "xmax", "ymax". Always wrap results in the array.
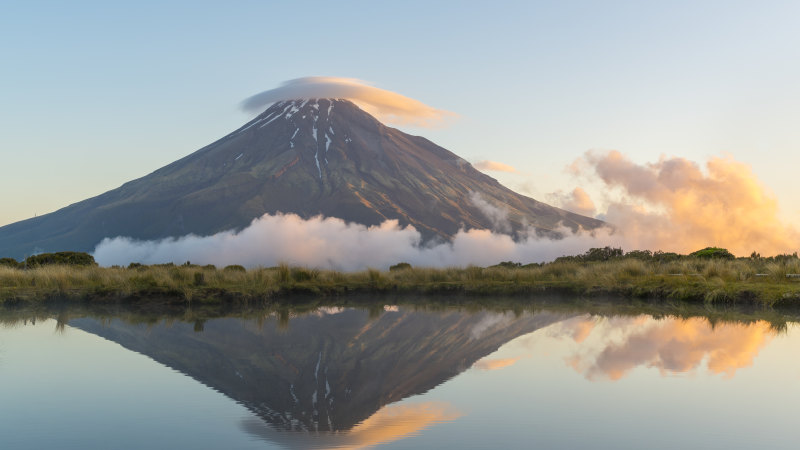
[{"xmin": 2, "ymin": 1, "xmax": 799, "ymax": 244}]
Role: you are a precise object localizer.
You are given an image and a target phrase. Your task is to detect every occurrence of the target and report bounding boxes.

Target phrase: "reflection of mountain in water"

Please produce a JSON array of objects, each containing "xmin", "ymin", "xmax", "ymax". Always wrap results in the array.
[{"xmin": 70, "ymin": 307, "xmax": 571, "ymax": 433}]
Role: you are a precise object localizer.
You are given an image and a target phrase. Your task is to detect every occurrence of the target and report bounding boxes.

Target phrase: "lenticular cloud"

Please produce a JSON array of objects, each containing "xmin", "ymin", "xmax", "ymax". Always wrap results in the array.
[{"xmin": 240, "ymin": 77, "xmax": 454, "ymax": 127}]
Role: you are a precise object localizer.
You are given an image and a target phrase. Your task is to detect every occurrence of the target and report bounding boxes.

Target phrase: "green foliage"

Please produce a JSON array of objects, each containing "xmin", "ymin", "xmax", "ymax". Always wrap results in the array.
[
  {"xmin": 223, "ymin": 264, "xmax": 246, "ymax": 273},
  {"xmin": 389, "ymin": 262, "xmax": 412, "ymax": 271},
  {"xmin": 24, "ymin": 252, "xmax": 97, "ymax": 267},
  {"xmin": 128, "ymin": 262, "xmax": 144, "ymax": 269},
  {"xmin": 583, "ymin": 247, "xmax": 624, "ymax": 261},
  {"xmin": 193, "ymin": 272, "xmax": 205, "ymax": 286},
  {"xmin": 765, "ymin": 253, "xmax": 799, "ymax": 263},
  {"xmin": 689, "ymin": 247, "xmax": 735, "ymax": 260},
  {"xmin": 555, "ymin": 247, "xmax": 623, "ymax": 263},
  {"xmin": 652, "ymin": 251, "xmax": 681, "ymax": 262},
  {"xmin": 624, "ymin": 250, "xmax": 653, "ymax": 260},
  {"xmin": 491, "ymin": 261, "xmax": 522, "ymax": 269},
  {"xmin": 0, "ymin": 258, "xmax": 20, "ymax": 269}
]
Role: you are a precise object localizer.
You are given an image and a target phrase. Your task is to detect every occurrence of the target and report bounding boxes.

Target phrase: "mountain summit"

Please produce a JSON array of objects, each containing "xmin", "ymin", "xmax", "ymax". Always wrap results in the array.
[{"xmin": 0, "ymin": 99, "xmax": 602, "ymax": 259}]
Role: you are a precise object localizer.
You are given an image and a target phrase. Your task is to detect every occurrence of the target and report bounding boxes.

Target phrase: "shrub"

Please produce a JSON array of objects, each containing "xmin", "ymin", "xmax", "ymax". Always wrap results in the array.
[
  {"xmin": 389, "ymin": 262, "xmax": 412, "ymax": 271},
  {"xmin": 223, "ymin": 264, "xmax": 246, "ymax": 273},
  {"xmin": 689, "ymin": 247, "xmax": 735, "ymax": 260},
  {"xmin": 24, "ymin": 252, "xmax": 97, "ymax": 267},
  {"xmin": 554, "ymin": 247, "xmax": 624, "ymax": 263},
  {"xmin": 193, "ymin": 272, "xmax": 205, "ymax": 286},
  {"xmin": 653, "ymin": 251, "xmax": 681, "ymax": 262},
  {"xmin": 583, "ymin": 247, "xmax": 623, "ymax": 262},
  {"xmin": 0, "ymin": 257, "xmax": 20, "ymax": 268},
  {"xmin": 624, "ymin": 250, "xmax": 653, "ymax": 260},
  {"xmin": 128, "ymin": 262, "xmax": 144, "ymax": 269},
  {"xmin": 767, "ymin": 253, "xmax": 799, "ymax": 263},
  {"xmin": 492, "ymin": 261, "xmax": 522, "ymax": 269}
]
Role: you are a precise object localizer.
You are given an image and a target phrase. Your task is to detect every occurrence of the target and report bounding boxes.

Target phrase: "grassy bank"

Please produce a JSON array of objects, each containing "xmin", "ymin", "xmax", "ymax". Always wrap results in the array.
[{"xmin": 2, "ymin": 255, "xmax": 800, "ymax": 305}]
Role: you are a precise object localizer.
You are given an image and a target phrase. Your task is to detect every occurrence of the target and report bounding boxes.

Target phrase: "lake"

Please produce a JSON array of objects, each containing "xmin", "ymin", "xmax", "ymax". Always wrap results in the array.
[{"xmin": 1, "ymin": 299, "xmax": 799, "ymax": 449}]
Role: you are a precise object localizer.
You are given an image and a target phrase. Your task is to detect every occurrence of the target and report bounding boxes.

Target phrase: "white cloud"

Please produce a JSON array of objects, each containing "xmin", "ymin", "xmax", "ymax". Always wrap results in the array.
[{"xmin": 93, "ymin": 213, "xmax": 620, "ymax": 270}]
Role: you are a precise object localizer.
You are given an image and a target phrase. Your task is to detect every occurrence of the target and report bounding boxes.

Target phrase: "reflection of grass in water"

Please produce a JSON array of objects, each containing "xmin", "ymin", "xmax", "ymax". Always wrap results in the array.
[
  {"xmin": 1, "ymin": 258, "xmax": 800, "ymax": 306},
  {"xmin": 1, "ymin": 294, "xmax": 799, "ymax": 337}
]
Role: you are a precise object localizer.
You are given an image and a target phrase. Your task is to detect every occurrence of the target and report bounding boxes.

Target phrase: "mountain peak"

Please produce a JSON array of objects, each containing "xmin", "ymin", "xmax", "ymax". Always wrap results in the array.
[
  {"xmin": 0, "ymin": 97, "xmax": 603, "ymax": 259},
  {"xmin": 230, "ymin": 98, "xmax": 381, "ymax": 180}
]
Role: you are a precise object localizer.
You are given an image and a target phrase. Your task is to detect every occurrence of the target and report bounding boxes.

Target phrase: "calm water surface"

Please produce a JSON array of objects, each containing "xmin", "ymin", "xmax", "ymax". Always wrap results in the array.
[{"xmin": 1, "ymin": 301, "xmax": 799, "ymax": 449}]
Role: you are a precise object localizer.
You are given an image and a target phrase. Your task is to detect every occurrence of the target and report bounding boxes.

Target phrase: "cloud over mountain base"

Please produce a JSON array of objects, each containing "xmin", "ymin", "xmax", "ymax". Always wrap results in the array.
[
  {"xmin": 93, "ymin": 213, "xmax": 618, "ymax": 270},
  {"xmin": 93, "ymin": 151, "xmax": 800, "ymax": 269}
]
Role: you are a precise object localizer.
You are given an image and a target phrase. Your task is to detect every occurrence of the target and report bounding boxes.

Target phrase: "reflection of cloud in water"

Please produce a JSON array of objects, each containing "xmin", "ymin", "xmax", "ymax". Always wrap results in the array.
[
  {"xmin": 564, "ymin": 316, "xmax": 776, "ymax": 380},
  {"xmin": 470, "ymin": 312, "xmax": 516, "ymax": 340},
  {"xmin": 547, "ymin": 315, "xmax": 597, "ymax": 343},
  {"xmin": 241, "ymin": 401, "xmax": 461, "ymax": 449},
  {"xmin": 473, "ymin": 357, "xmax": 522, "ymax": 371}
]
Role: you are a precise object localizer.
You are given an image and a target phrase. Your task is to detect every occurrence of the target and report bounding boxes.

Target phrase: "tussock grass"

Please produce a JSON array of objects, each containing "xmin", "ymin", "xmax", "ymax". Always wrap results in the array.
[{"xmin": 1, "ymin": 257, "xmax": 800, "ymax": 305}]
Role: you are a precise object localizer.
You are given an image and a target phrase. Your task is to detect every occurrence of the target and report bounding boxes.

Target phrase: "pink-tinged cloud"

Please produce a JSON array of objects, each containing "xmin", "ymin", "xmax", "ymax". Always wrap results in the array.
[
  {"xmin": 473, "ymin": 160, "xmax": 519, "ymax": 173},
  {"xmin": 577, "ymin": 151, "xmax": 800, "ymax": 256},
  {"xmin": 565, "ymin": 316, "xmax": 776, "ymax": 380},
  {"xmin": 241, "ymin": 77, "xmax": 455, "ymax": 127},
  {"xmin": 547, "ymin": 315, "xmax": 597, "ymax": 343},
  {"xmin": 547, "ymin": 187, "xmax": 597, "ymax": 218},
  {"xmin": 473, "ymin": 357, "xmax": 522, "ymax": 371},
  {"xmin": 241, "ymin": 401, "xmax": 461, "ymax": 449}
]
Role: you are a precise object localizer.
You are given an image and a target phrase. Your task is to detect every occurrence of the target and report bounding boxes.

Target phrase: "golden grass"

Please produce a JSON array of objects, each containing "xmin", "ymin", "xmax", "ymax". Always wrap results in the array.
[{"xmin": 1, "ymin": 258, "xmax": 800, "ymax": 305}]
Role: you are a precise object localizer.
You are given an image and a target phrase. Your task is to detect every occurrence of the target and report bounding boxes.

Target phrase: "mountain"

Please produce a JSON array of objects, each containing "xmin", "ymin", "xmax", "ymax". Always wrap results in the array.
[
  {"xmin": 0, "ymin": 99, "xmax": 602, "ymax": 259},
  {"xmin": 68, "ymin": 307, "xmax": 572, "ymax": 436}
]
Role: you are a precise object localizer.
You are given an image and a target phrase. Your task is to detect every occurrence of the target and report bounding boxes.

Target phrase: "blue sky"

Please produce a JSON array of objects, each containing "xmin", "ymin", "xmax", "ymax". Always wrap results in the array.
[{"xmin": 2, "ymin": 0, "xmax": 799, "ymax": 227}]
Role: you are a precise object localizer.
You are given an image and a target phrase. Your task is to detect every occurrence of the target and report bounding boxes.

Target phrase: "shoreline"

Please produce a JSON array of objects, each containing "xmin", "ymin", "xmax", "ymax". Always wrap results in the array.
[{"xmin": 2, "ymin": 259, "xmax": 800, "ymax": 306}]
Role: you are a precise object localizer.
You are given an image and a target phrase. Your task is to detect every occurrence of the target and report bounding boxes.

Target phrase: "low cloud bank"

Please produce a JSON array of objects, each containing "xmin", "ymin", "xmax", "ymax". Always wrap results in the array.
[
  {"xmin": 241, "ymin": 77, "xmax": 454, "ymax": 127},
  {"xmin": 93, "ymin": 214, "xmax": 618, "ymax": 270}
]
